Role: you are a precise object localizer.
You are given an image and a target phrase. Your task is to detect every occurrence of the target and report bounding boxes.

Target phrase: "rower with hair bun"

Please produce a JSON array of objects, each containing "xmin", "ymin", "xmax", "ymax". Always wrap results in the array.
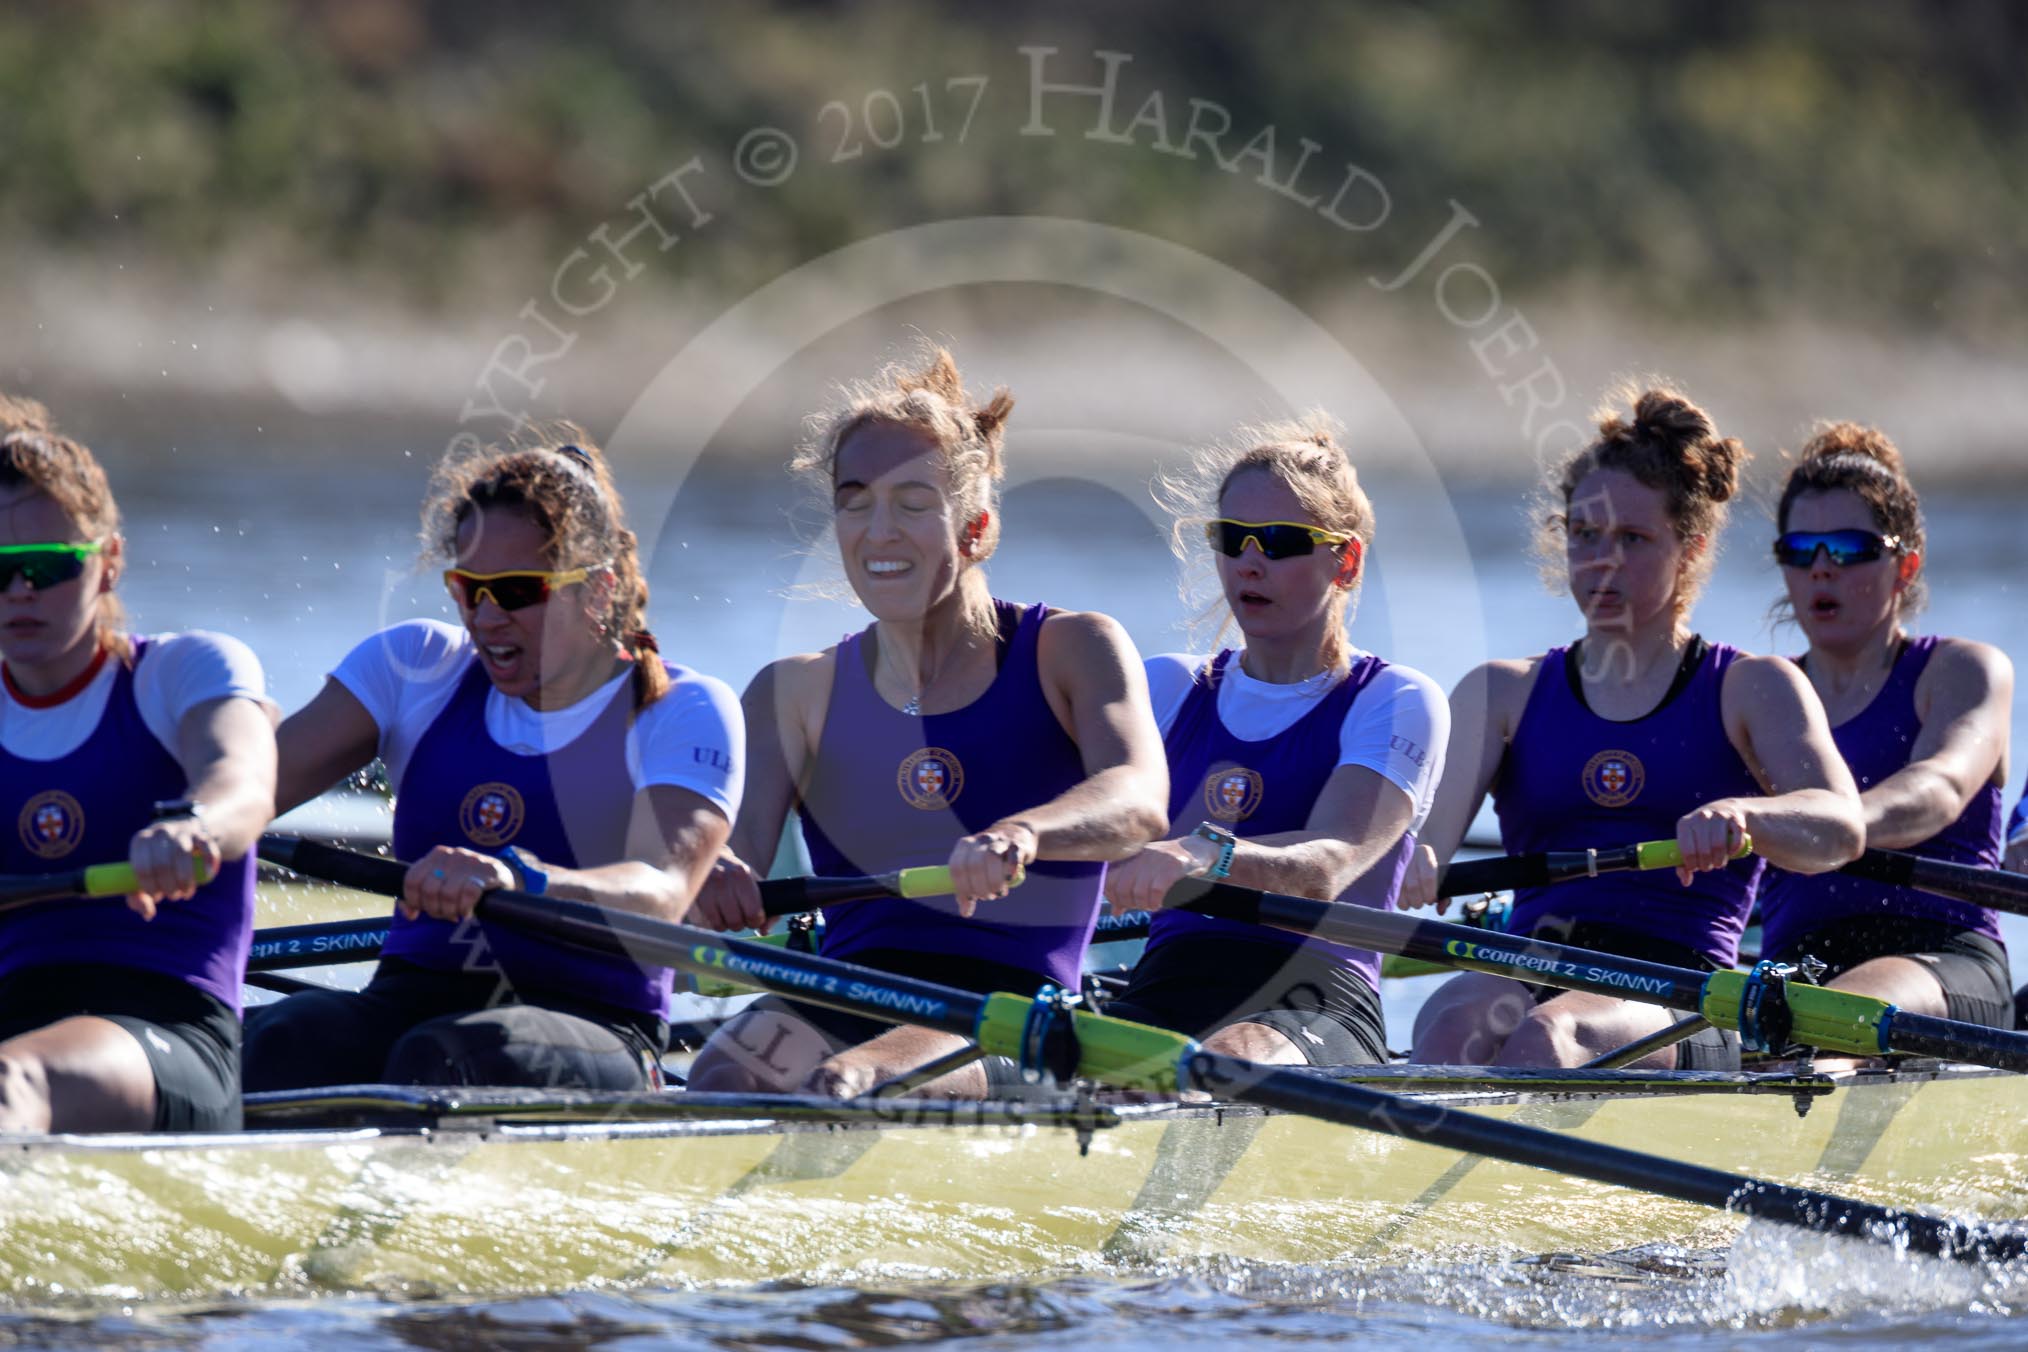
[
  {"xmin": 1757, "ymin": 422, "xmax": 2014, "ymax": 1035},
  {"xmin": 1098, "ymin": 415, "xmax": 1448, "ymax": 1068},
  {"xmin": 244, "ymin": 429, "xmax": 742, "ymax": 1092},
  {"xmin": 687, "ymin": 344, "xmax": 1169, "ymax": 1099},
  {"xmin": 1398, "ymin": 384, "xmax": 1865, "ymax": 1069},
  {"xmin": 1, "ymin": 396, "xmax": 277, "ymax": 1132}
]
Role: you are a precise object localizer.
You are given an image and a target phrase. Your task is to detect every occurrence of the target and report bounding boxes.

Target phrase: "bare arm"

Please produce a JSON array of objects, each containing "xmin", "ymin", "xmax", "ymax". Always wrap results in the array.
[
  {"xmin": 948, "ymin": 611, "xmax": 1168, "ymax": 909},
  {"xmin": 536, "ymin": 785, "xmax": 732, "ymax": 920},
  {"xmin": 1707, "ymin": 654, "xmax": 1865, "ymax": 874},
  {"xmin": 1393, "ymin": 659, "xmax": 1533, "ymax": 910},
  {"xmin": 1862, "ymin": 639, "xmax": 2012, "ymax": 850},
  {"xmin": 1011, "ymin": 610, "xmax": 1169, "ymax": 857},
  {"xmin": 274, "ymin": 678, "xmax": 382, "ymax": 816},
  {"xmin": 688, "ymin": 654, "xmax": 828, "ymax": 932},
  {"xmin": 1104, "ymin": 764, "xmax": 1414, "ymax": 912},
  {"xmin": 127, "ymin": 695, "xmax": 278, "ymax": 912}
]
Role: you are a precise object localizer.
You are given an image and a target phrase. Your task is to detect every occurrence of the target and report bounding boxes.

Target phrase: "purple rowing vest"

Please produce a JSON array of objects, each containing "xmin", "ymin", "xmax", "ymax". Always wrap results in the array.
[
  {"xmin": 388, "ymin": 656, "xmax": 678, "ymax": 1015},
  {"xmin": 1147, "ymin": 650, "xmax": 1406, "ymax": 993},
  {"xmin": 0, "ymin": 638, "xmax": 255, "ymax": 1011},
  {"xmin": 1494, "ymin": 640, "xmax": 1766, "ymax": 967},
  {"xmin": 1760, "ymin": 636, "xmax": 2004, "ymax": 953},
  {"xmin": 798, "ymin": 601, "xmax": 1104, "ymax": 991}
]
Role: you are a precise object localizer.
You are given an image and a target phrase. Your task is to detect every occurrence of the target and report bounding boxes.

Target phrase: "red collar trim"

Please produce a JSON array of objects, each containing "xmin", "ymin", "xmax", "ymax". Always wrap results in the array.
[{"xmin": 3, "ymin": 643, "xmax": 112, "ymax": 709}]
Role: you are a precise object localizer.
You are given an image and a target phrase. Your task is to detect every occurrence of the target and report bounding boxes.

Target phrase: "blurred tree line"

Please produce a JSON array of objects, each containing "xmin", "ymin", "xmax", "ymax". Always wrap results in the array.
[{"xmin": 1, "ymin": 0, "xmax": 2021, "ymax": 335}]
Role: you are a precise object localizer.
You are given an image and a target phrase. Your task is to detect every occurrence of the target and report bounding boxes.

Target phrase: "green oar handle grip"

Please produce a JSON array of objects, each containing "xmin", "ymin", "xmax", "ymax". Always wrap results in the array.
[
  {"xmin": 1633, "ymin": 834, "xmax": 1754, "ymax": 871},
  {"xmin": 81, "ymin": 855, "xmax": 217, "ymax": 897},
  {"xmin": 896, "ymin": 865, "xmax": 955, "ymax": 898}
]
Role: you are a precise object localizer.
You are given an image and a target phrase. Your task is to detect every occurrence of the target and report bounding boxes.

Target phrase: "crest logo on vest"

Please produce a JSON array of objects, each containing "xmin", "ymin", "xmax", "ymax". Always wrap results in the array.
[
  {"xmin": 897, "ymin": 747, "xmax": 965, "ymax": 811},
  {"xmin": 1581, "ymin": 749, "xmax": 1646, "ymax": 808},
  {"xmin": 458, "ymin": 781, "xmax": 527, "ymax": 847},
  {"xmin": 18, "ymin": 789, "xmax": 86, "ymax": 860},
  {"xmin": 1202, "ymin": 766, "xmax": 1265, "ymax": 822}
]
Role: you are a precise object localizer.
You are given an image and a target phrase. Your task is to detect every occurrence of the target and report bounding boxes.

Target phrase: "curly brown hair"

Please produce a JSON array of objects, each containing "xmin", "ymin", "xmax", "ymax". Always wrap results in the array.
[
  {"xmin": 791, "ymin": 344, "xmax": 1013, "ymax": 636},
  {"xmin": 0, "ymin": 399, "xmax": 132, "ymax": 664},
  {"xmin": 1535, "ymin": 383, "xmax": 1749, "ymax": 619},
  {"xmin": 421, "ymin": 425, "xmax": 668, "ymax": 708},
  {"xmin": 1774, "ymin": 420, "xmax": 1926, "ymax": 619}
]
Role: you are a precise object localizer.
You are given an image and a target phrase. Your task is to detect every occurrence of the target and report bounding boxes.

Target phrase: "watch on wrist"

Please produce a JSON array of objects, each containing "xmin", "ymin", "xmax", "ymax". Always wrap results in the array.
[
  {"xmin": 1189, "ymin": 821, "xmax": 1238, "ymax": 881},
  {"xmin": 150, "ymin": 798, "xmax": 204, "ymax": 823},
  {"xmin": 500, "ymin": 846, "xmax": 548, "ymax": 896}
]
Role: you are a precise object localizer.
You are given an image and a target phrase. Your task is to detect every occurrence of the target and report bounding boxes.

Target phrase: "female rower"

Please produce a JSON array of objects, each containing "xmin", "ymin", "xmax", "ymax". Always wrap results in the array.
[
  {"xmin": 686, "ymin": 347, "xmax": 1169, "ymax": 1098},
  {"xmin": 1098, "ymin": 418, "xmax": 1447, "ymax": 1067},
  {"xmin": 0, "ymin": 400, "xmax": 276, "ymax": 1131},
  {"xmin": 1756, "ymin": 424, "xmax": 2013, "ymax": 1030},
  {"xmin": 242, "ymin": 432, "xmax": 741, "ymax": 1091},
  {"xmin": 1401, "ymin": 386, "xmax": 1864, "ymax": 1068}
]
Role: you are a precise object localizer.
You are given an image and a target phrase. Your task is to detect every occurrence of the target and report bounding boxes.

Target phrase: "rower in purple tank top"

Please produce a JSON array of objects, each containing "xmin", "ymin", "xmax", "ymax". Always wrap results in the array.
[
  {"xmin": 1756, "ymin": 424, "xmax": 2014, "ymax": 1039},
  {"xmin": 1099, "ymin": 418, "xmax": 1449, "ymax": 1069},
  {"xmin": 1397, "ymin": 384, "xmax": 1865, "ymax": 1070},
  {"xmin": 243, "ymin": 431, "xmax": 741, "ymax": 1094},
  {"xmin": 686, "ymin": 345, "xmax": 1169, "ymax": 1100},
  {"xmin": 0, "ymin": 399, "xmax": 276, "ymax": 1133}
]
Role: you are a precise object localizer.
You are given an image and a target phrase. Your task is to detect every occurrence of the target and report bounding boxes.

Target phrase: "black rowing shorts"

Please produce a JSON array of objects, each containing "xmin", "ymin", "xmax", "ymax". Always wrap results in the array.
[
  {"xmin": 1766, "ymin": 914, "xmax": 2012, "ymax": 1030},
  {"xmin": 0, "ymin": 963, "xmax": 241, "ymax": 1131},
  {"xmin": 1102, "ymin": 934, "xmax": 1388, "ymax": 1067},
  {"xmin": 1516, "ymin": 918, "xmax": 1738, "ymax": 1071}
]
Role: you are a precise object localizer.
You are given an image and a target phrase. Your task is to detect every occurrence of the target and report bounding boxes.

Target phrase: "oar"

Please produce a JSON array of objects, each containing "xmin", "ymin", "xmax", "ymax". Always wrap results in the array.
[
  {"xmin": 268, "ymin": 841, "xmax": 2026, "ymax": 1264},
  {"xmin": 258, "ymin": 834, "xmax": 955, "ymax": 915},
  {"xmin": 0, "ymin": 858, "xmax": 217, "ymax": 915},
  {"xmin": 1168, "ymin": 844, "xmax": 2028, "ymax": 1072},
  {"xmin": 0, "ymin": 862, "xmax": 150, "ymax": 914},
  {"xmin": 1836, "ymin": 847, "xmax": 2028, "ymax": 914},
  {"xmin": 1436, "ymin": 838, "xmax": 1746, "ymax": 898}
]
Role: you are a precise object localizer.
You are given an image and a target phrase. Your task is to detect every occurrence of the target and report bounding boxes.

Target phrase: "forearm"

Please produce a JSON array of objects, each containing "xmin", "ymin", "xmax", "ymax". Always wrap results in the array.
[
  {"xmin": 1218, "ymin": 831, "xmax": 1369, "ymax": 899},
  {"xmin": 1861, "ymin": 764, "xmax": 1976, "ymax": 851},
  {"xmin": 1736, "ymin": 790, "xmax": 1866, "ymax": 873},
  {"xmin": 184, "ymin": 765, "xmax": 275, "ymax": 859},
  {"xmin": 1002, "ymin": 767, "xmax": 1166, "ymax": 862},
  {"xmin": 542, "ymin": 860, "xmax": 692, "ymax": 922}
]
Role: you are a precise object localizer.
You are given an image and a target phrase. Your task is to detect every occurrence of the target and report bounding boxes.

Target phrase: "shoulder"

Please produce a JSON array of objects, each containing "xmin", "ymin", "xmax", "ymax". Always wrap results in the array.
[
  {"xmin": 135, "ymin": 629, "xmax": 270, "ymax": 703},
  {"xmin": 1144, "ymin": 651, "xmax": 1208, "ymax": 690},
  {"xmin": 1036, "ymin": 607, "xmax": 1138, "ymax": 666},
  {"xmin": 1463, "ymin": 655, "xmax": 1543, "ymax": 706},
  {"xmin": 1923, "ymin": 636, "xmax": 2013, "ymax": 687},
  {"xmin": 337, "ymin": 618, "xmax": 470, "ymax": 679},
  {"xmin": 647, "ymin": 666, "xmax": 741, "ymax": 725},
  {"xmin": 1720, "ymin": 650, "xmax": 1815, "ymax": 710},
  {"xmin": 1362, "ymin": 659, "xmax": 1445, "ymax": 708},
  {"xmin": 142, "ymin": 629, "xmax": 264, "ymax": 678},
  {"xmin": 742, "ymin": 649, "xmax": 836, "ymax": 729}
]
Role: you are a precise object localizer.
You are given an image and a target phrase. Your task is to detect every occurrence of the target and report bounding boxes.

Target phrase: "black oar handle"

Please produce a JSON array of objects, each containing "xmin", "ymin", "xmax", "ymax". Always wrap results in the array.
[
  {"xmin": 1838, "ymin": 847, "xmax": 2028, "ymax": 913},
  {"xmin": 257, "ymin": 835, "xmax": 931, "ymax": 921}
]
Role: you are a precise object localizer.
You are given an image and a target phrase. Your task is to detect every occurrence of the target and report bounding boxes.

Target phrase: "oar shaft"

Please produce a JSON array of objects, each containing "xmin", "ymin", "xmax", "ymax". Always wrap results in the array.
[
  {"xmin": 1190, "ymin": 1053, "xmax": 2021, "ymax": 1263},
  {"xmin": 1838, "ymin": 848, "xmax": 2028, "ymax": 914},
  {"xmin": 1178, "ymin": 883, "xmax": 1713, "ymax": 1010}
]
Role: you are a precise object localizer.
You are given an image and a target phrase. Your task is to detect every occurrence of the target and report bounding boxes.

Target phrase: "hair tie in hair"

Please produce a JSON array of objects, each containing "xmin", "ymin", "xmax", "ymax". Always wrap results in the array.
[
  {"xmin": 555, "ymin": 444, "xmax": 596, "ymax": 471},
  {"xmin": 628, "ymin": 629, "xmax": 660, "ymax": 656}
]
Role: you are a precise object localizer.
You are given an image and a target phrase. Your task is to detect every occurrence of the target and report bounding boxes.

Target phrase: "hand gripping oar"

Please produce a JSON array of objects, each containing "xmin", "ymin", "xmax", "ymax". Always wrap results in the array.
[
  {"xmin": 1169, "ymin": 842, "xmax": 2028, "ymax": 1073},
  {"xmin": 265, "ymin": 839, "xmax": 2027, "ymax": 1264},
  {"xmin": 1436, "ymin": 837, "xmax": 1748, "ymax": 897},
  {"xmin": 0, "ymin": 857, "xmax": 217, "ymax": 915}
]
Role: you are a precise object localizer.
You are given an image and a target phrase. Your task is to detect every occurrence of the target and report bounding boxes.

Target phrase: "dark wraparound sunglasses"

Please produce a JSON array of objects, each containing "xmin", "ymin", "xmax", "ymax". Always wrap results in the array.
[
  {"xmin": 0, "ymin": 541, "xmax": 103, "ymax": 590},
  {"xmin": 1772, "ymin": 529, "xmax": 1902, "ymax": 569},
  {"xmin": 1205, "ymin": 519, "xmax": 1357, "ymax": 562}
]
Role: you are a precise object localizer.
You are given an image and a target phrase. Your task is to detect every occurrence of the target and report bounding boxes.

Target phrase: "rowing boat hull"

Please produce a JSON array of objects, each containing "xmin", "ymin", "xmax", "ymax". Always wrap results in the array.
[{"xmin": 2, "ymin": 1066, "xmax": 2022, "ymax": 1308}]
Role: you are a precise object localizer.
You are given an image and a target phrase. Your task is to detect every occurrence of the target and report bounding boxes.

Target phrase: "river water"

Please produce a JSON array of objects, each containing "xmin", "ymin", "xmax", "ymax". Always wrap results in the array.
[{"xmin": 16, "ymin": 436, "xmax": 2028, "ymax": 1347}]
